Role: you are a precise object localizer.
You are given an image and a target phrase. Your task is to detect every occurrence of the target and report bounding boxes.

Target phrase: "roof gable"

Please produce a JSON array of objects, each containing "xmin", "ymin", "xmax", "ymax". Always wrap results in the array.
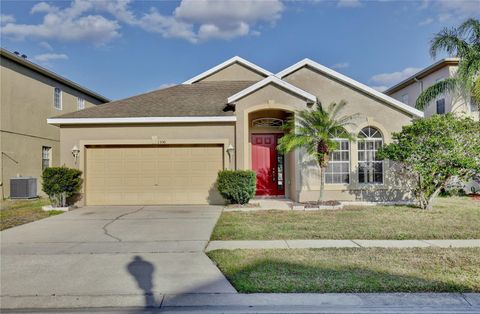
[
  {"xmin": 183, "ymin": 56, "xmax": 272, "ymax": 84},
  {"xmin": 227, "ymin": 76, "xmax": 316, "ymax": 104},
  {"xmin": 277, "ymin": 58, "xmax": 424, "ymax": 118},
  {"xmin": 384, "ymin": 58, "xmax": 459, "ymax": 95}
]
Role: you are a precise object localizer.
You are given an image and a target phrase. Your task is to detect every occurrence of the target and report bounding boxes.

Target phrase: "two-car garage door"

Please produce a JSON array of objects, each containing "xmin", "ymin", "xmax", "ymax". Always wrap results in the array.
[{"xmin": 85, "ymin": 145, "xmax": 224, "ymax": 205}]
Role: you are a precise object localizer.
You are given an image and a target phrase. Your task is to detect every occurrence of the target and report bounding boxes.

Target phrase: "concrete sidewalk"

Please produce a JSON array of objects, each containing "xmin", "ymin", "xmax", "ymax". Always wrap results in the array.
[
  {"xmin": 206, "ymin": 239, "xmax": 480, "ymax": 251},
  {"xmin": 2, "ymin": 293, "xmax": 479, "ymax": 312}
]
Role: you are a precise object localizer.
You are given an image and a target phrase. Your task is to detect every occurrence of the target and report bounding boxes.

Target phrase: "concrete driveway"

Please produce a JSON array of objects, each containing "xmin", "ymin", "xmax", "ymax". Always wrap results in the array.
[{"xmin": 1, "ymin": 205, "xmax": 235, "ymax": 309}]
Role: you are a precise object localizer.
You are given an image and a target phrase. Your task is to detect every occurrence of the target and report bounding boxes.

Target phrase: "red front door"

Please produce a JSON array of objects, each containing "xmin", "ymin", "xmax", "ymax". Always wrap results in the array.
[{"xmin": 251, "ymin": 134, "xmax": 285, "ymax": 196}]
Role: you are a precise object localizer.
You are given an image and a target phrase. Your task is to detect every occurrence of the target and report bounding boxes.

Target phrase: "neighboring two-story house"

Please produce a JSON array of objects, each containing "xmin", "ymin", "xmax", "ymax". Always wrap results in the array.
[
  {"xmin": 0, "ymin": 48, "xmax": 109, "ymax": 199},
  {"xmin": 385, "ymin": 58, "xmax": 479, "ymax": 120}
]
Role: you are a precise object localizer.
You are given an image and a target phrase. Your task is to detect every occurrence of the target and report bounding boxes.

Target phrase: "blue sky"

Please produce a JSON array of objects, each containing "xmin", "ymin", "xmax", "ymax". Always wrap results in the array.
[{"xmin": 1, "ymin": 0, "xmax": 479, "ymax": 100}]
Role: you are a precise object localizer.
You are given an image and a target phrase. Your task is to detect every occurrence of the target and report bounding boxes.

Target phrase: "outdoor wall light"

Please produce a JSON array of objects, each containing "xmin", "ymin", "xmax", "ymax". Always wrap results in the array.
[
  {"xmin": 71, "ymin": 145, "xmax": 80, "ymax": 164},
  {"xmin": 226, "ymin": 144, "xmax": 235, "ymax": 165},
  {"xmin": 226, "ymin": 144, "xmax": 235, "ymax": 156}
]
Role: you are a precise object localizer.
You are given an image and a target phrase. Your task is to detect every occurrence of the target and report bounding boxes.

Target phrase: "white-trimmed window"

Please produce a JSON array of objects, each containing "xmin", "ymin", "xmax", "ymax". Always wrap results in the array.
[
  {"xmin": 54, "ymin": 87, "xmax": 62, "ymax": 110},
  {"xmin": 77, "ymin": 97, "xmax": 85, "ymax": 110},
  {"xmin": 42, "ymin": 146, "xmax": 52, "ymax": 171},
  {"xmin": 325, "ymin": 139, "xmax": 350, "ymax": 184},
  {"xmin": 358, "ymin": 127, "xmax": 383, "ymax": 184}
]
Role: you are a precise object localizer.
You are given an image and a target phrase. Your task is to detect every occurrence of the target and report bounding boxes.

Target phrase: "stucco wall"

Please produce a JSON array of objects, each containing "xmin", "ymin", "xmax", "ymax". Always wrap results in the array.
[
  {"xmin": 197, "ymin": 62, "xmax": 265, "ymax": 82},
  {"xmin": 234, "ymin": 84, "xmax": 312, "ymax": 200},
  {"xmin": 279, "ymin": 67, "xmax": 416, "ymax": 202},
  {"xmin": 388, "ymin": 65, "xmax": 477, "ymax": 120},
  {"xmin": 0, "ymin": 57, "xmax": 104, "ymax": 198},
  {"xmin": 388, "ymin": 66, "xmax": 457, "ymax": 117},
  {"xmin": 58, "ymin": 123, "xmax": 236, "ymax": 205}
]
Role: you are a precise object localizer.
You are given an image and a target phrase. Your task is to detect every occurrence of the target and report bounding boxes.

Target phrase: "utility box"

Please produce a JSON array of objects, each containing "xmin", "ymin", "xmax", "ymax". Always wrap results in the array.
[{"xmin": 10, "ymin": 177, "xmax": 37, "ymax": 199}]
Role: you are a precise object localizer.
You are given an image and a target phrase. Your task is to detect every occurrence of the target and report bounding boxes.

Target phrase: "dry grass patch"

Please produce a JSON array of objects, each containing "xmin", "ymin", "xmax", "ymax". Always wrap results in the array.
[
  {"xmin": 208, "ymin": 248, "xmax": 480, "ymax": 293},
  {"xmin": 212, "ymin": 197, "xmax": 480, "ymax": 240},
  {"xmin": 0, "ymin": 198, "xmax": 62, "ymax": 230}
]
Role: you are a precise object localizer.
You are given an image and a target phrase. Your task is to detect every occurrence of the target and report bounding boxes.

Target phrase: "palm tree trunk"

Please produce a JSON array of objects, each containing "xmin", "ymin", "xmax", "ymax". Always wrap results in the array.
[{"xmin": 319, "ymin": 166, "xmax": 325, "ymax": 202}]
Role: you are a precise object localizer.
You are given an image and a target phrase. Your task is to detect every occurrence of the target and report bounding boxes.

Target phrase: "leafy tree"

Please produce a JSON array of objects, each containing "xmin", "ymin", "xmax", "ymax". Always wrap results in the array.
[
  {"xmin": 416, "ymin": 18, "xmax": 480, "ymax": 111},
  {"xmin": 277, "ymin": 101, "xmax": 358, "ymax": 201},
  {"xmin": 378, "ymin": 114, "xmax": 480, "ymax": 210}
]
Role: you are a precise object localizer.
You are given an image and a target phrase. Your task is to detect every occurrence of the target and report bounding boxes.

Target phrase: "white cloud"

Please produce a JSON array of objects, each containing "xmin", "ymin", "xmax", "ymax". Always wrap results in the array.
[
  {"xmin": 420, "ymin": 0, "xmax": 480, "ymax": 23},
  {"xmin": 39, "ymin": 41, "xmax": 53, "ymax": 51},
  {"xmin": 418, "ymin": 17, "xmax": 433, "ymax": 26},
  {"xmin": 370, "ymin": 85, "xmax": 389, "ymax": 92},
  {"xmin": 136, "ymin": 8, "xmax": 196, "ymax": 42},
  {"xmin": 1, "ymin": 1, "xmax": 120, "ymax": 45},
  {"xmin": 149, "ymin": 0, "xmax": 285, "ymax": 42},
  {"xmin": 371, "ymin": 67, "xmax": 422, "ymax": 86},
  {"xmin": 337, "ymin": 0, "xmax": 362, "ymax": 8},
  {"xmin": 332, "ymin": 62, "xmax": 349, "ymax": 69},
  {"xmin": 0, "ymin": 14, "xmax": 15, "ymax": 24},
  {"xmin": 159, "ymin": 83, "xmax": 177, "ymax": 89},
  {"xmin": 33, "ymin": 53, "xmax": 69, "ymax": 62},
  {"xmin": 1, "ymin": 0, "xmax": 284, "ymax": 44}
]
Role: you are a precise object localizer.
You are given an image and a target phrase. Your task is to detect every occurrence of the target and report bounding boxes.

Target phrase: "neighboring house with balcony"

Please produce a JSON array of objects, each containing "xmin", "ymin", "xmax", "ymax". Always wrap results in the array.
[
  {"xmin": 385, "ymin": 58, "xmax": 479, "ymax": 120},
  {"xmin": 0, "ymin": 48, "xmax": 109, "ymax": 199},
  {"xmin": 48, "ymin": 56, "xmax": 423, "ymax": 206}
]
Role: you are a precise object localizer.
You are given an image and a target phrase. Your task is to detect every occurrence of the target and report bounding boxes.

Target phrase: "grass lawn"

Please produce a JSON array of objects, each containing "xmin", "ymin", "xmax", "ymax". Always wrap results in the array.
[
  {"xmin": 212, "ymin": 197, "xmax": 480, "ymax": 240},
  {"xmin": 208, "ymin": 248, "xmax": 480, "ymax": 293},
  {"xmin": 0, "ymin": 198, "xmax": 63, "ymax": 231}
]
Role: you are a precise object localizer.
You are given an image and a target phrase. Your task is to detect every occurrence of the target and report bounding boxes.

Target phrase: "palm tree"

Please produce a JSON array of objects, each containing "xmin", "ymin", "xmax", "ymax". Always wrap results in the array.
[
  {"xmin": 277, "ymin": 100, "xmax": 358, "ymax": 202},
  {"xmin": 416, "ymin": 18, "xmax": 480, "ymax": 111}
]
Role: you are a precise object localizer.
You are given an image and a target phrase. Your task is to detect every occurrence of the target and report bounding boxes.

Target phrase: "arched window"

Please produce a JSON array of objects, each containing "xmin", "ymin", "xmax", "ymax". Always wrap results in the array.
[{"xmin": 358, "ymin": 127, "xmax": 383, "ymax": 184}]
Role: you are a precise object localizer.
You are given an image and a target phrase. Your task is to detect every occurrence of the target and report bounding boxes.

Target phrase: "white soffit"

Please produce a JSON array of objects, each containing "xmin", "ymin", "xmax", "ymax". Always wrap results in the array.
[
  {"xmin": 277, "ymin": 58, "xmax": 424, "ymax": 118},
  {"xmin": 227, "ymin": 76, "xmax": 317, "ymax": 104},
  {"xmin": 47, "ymin": 116, "xmax": 237, "ymax": 125},
  {"xmin": 183, "ymin": 56, "xmax": 273, "ymax": 84}
]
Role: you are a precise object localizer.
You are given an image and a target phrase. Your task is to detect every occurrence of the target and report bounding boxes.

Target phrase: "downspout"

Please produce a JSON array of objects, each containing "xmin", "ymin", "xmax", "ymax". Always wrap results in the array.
[{"xmin": 414, "ymin": 77, "xmax": 423, "ymax": 92}]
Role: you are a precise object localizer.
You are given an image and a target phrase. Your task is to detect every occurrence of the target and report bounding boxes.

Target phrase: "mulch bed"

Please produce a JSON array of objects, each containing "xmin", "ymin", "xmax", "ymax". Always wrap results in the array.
[{"xmin": 470, "ymin": 194, "xmax": 480, "ymax": 201}]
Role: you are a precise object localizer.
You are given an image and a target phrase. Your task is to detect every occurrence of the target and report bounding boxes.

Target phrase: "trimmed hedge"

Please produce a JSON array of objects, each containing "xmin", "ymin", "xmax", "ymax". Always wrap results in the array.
[
  {"xmin": 42, "ymin": 167, "xmax": 83, "ymax": 207},
  {"xmin": 216, "ymin": 170, "xmax": 256, "ymax": 204}
]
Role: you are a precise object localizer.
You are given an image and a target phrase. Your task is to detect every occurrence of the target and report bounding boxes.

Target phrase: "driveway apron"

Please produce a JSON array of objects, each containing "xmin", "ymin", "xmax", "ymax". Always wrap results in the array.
[{"xmin": 1, "ymin": 205, "xmax": 235, "ymax": 306}]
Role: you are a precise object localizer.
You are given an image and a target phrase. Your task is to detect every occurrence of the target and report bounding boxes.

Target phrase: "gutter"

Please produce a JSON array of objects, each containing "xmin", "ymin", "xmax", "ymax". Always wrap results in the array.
[{"xmin": 47, "ymin": 116, "xmax": 237, "ymax": 125}]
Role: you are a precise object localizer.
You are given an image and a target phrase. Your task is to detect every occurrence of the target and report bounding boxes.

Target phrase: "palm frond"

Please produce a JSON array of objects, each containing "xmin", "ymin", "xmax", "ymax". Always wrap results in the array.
[
  {"xmin": 458, "ymin": 18, "xmax": 480, "ymax": 45},
  {"xmin": 430, "ymin": 28, "xmax": 470, "ymax": 58},
  {"xmin": 415, "ymin": 77, "xmax": 458, "ymax": 110},
  {"xmin": 473, "ymin": 77, "xmax": 480, "ymax": 107}
]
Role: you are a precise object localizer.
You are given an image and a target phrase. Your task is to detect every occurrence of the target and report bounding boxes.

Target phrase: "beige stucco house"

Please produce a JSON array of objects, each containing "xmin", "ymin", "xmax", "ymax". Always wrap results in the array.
[
  {"xmin": 0, "ymin": 48, "xmax": 109, "ymax": 199},
  {"xmin": 385, "ymin": 58, "xmax": 479, "ymax": 120},
  {"xmin": 49, "ymin": 56, "xmax": 424, "ymax": 206}
]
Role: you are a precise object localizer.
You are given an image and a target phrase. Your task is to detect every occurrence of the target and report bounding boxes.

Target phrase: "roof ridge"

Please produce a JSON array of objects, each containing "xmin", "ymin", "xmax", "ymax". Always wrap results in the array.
[{"xmin": 276, "ymin": 58, "xmax": 424, "ymax": 118}]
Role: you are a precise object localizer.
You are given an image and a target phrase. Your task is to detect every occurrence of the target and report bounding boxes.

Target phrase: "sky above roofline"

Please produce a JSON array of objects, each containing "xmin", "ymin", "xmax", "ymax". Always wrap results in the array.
[{"xmin": 1, "ymin": 0, "xmax": 478, "ymax": 100}]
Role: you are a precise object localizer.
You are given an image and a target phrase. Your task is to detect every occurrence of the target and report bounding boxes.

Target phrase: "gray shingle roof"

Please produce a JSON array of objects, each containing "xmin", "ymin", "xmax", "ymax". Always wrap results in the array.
[{"xmin": 55, "ymin": 81, "xmax": 255, "ymax": 118}]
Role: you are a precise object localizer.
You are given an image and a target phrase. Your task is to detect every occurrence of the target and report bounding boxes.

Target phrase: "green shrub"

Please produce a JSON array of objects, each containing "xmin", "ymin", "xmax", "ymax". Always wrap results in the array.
[
  {"xmin": 42, "ymin": 167, "xmax": 83, "ymax": 207},
  {"xmin": 216, "ymin": 170, "xmax": 256, "ymax": 204}
]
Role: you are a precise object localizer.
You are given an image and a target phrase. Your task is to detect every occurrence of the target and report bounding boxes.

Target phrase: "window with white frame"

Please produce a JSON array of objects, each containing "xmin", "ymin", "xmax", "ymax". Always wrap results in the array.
[
  {"xmin": 42, "ymin": 146, "xmax": 51, "ymax": 171},
  {"xmin": 77, "ymin": 97, "xmax": 85, "ymax": 110},
  {"xmin": 325, "ymin": 139, "xmax": 350, "ymax": 184},
  {"xmin": 54, "ymin": 87, "xmax": 62, "ymax": 110},
  {"xmin": 358, "ymin": 127, "xmax": 383, "ymax": 184}
]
